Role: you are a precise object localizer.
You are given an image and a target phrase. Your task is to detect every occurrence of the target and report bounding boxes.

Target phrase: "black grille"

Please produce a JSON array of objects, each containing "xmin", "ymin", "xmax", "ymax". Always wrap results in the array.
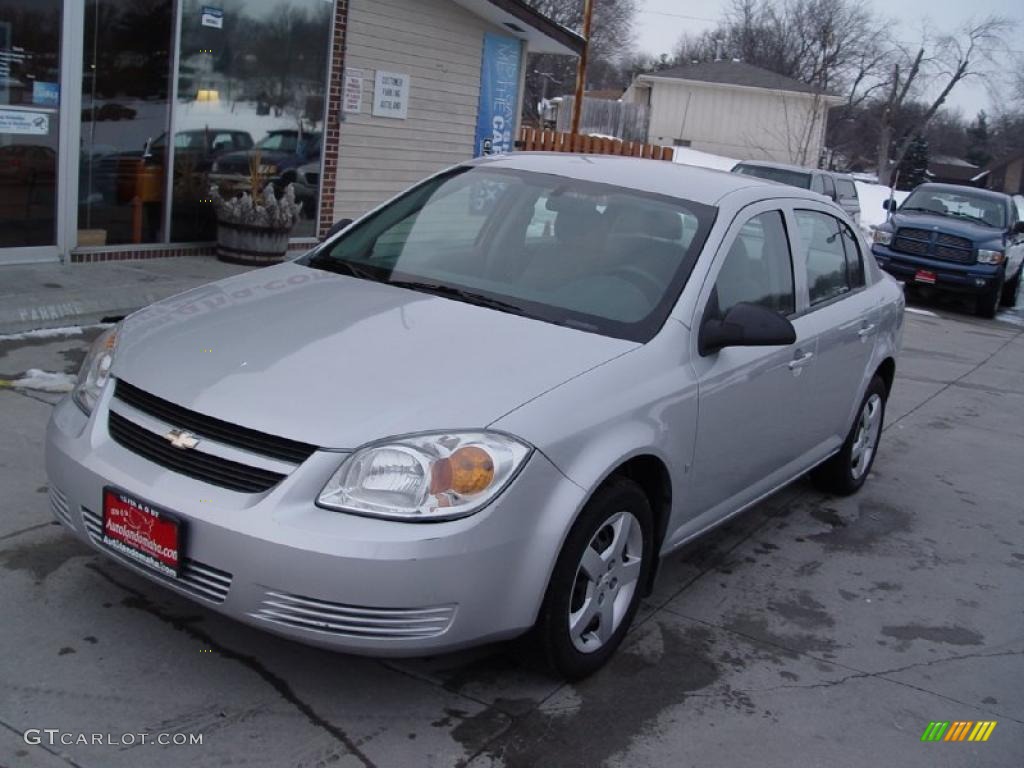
[
  {"xmin": 892, "ymin": 227, "xmax": 975, "ymax": 264},
  {"xmin": 108, "ymin": 411, "xmax": 285, "ymax": 493},
  {"xmin": 893, "ymin": 237, "xmax": 929, "ymax": 256},
  {"xmin": 114, "ymin": 380, "xmax": 315, "ymax": 464}
]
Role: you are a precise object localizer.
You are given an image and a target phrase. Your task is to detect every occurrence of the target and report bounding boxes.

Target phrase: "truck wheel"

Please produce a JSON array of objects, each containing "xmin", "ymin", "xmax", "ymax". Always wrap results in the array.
[
  {"xmin": 1000, "ymin": 269, "xmax": 1020, "ymax": 308},
  {"xmin": 811, "ymin": 376, "xmax": 887, "ymax": 496},
  {"xmin": 975, "ymin": 275, "xmax": 1003, "ymax": 318}
]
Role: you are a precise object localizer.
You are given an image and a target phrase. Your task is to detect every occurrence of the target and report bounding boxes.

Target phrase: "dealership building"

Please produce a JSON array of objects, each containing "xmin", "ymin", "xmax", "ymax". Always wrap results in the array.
[{"xmin": 0, "ymin": 0, "xmax": 581, "ymax": 265}]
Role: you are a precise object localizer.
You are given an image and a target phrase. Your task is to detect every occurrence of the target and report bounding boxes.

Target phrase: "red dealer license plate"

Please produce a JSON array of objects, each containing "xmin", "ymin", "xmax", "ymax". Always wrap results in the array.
[
  {"xmin": 914, "ymin": 269, "xmax": 937, "ymax": 285},
  {"xmin": 102, "ymin": 488, "xmax": 182, "ymax": 577}
]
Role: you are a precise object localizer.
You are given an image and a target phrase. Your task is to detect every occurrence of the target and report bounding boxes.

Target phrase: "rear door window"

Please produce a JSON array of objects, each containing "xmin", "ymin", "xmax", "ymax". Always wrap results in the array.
[
  {"xmin": 836, "ymin": 179, "xmax": 857, "ymax": 201},
  {"xmin": 795, "ymin": 210, "xmax": 856, "ymax": 306}
]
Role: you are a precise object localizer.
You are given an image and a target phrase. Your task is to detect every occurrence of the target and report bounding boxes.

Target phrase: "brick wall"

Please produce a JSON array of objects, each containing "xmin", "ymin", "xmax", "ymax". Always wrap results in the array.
[{"xmin": 317, "ymin": 0, "xmax": 349, "ymax": 239}]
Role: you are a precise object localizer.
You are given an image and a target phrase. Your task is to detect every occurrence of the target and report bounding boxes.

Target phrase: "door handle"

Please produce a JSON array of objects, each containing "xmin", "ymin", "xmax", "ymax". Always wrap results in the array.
[
  {"xmin": 788, "ymin": 351, "xmax": 814, "ymax": 370},
  {"xmin": 857, "ymin": 324, "xmax": 876, "ymax": 338}
]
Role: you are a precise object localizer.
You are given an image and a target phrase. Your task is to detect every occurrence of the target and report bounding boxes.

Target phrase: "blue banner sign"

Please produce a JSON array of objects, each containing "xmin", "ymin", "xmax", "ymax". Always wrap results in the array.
[{"xmin": 474, "ymin": 33, "xmax": 521, "ymax": 157}]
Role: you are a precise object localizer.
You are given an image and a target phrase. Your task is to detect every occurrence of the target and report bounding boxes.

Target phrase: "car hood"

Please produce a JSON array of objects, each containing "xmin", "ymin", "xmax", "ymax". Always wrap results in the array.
[
  {"xmin": 113, "ymin": 262, "xmax": 636, "ymax": 449},
  {"xmin": 889, "ymin": 211, "xmax": 1004, "ymax": 242}
]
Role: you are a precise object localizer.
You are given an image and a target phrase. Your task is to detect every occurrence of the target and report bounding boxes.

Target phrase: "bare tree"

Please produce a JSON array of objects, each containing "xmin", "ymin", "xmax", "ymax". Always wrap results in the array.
[
  {"xmin": 521, "ymin": 0, "xmax": 639, "ymax": 123},
  {"xmin": 874, "ymin": 17, "xmax": 1014, "ymax": 183}
]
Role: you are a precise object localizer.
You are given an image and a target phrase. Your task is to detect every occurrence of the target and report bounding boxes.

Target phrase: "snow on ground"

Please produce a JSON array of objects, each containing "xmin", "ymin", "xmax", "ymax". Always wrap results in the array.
[
  {"xmin": 2, "ymin": 369, "xmax": 77, "ymax": 393},
  {"xmin": 0, "ymin": 323, "xmax": 111, "ymax": 343},
  {"xmin": 855, "ymin": 181, "xmax": 908, "ymax": 235}
]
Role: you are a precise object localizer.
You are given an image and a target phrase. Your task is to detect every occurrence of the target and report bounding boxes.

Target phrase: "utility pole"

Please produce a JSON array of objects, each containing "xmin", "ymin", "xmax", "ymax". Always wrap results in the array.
[{"xmin": 570, "ymin": 0, "xmax": 594, "ymax": 136}]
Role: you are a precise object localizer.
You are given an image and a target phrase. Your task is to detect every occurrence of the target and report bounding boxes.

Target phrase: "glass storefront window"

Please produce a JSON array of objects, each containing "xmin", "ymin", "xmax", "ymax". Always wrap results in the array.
[
  {"xmin": 0, "ymin": 0, "xmax": 62, "ymax": 248},
  {"xmin": 78, "ymin": 0, "xmax": 174, "ymax": 246},
  {"xmin": 172, "ymin": 0, "xmax": 331, "ymax": 241}
]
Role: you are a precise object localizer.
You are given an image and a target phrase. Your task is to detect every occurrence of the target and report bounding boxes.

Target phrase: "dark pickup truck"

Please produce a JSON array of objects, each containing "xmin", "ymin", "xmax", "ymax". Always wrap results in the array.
[{"xmin": 870, "ymin": 183, "xmax": 1024, "ymax": 317}]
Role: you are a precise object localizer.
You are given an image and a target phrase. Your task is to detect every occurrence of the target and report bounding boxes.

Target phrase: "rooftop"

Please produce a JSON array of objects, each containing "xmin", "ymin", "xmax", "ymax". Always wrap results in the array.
[{"xmin": 639, "ymin": 60, "xmax": 838, "ymax": 99}]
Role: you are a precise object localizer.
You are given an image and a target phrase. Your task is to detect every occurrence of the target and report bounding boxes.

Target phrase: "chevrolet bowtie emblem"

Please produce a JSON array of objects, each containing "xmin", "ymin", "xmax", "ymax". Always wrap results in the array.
[{"xmin": 164, "ymin": 429, "xmax": 200, "ymax": 450}]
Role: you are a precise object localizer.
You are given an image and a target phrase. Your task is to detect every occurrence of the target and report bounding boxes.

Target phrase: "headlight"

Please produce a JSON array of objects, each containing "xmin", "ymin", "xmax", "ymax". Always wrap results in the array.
[
  {"xmin": 872, "ymin": 228, "xmax": 893, "ymax": 246},
  {"xmin": 977, "ymin": 249, "xmax": 1004, "ymax": 264},
  {"xmin": 72, "ymin": 324, "xmax": 120, "ymax": 415},
  {"xmin": 317, "ymin": 432, "xmax": 531, "ymax": 521}
]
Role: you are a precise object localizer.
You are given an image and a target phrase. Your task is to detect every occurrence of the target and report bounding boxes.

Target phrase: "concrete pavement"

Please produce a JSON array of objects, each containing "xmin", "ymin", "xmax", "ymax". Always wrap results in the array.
[
  {"xmin": 0, "ymin": 258, "xmax": 252, "ymax": 336},
  {"xmin": 0, "ymin": 303, "xmax": 1021, "ymax": 768}
]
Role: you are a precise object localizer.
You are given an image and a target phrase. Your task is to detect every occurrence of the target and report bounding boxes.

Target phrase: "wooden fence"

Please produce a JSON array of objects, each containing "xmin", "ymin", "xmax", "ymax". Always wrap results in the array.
[{"xmin": 517, "ymin": 127, "xmax": 674, "ymax": 161}]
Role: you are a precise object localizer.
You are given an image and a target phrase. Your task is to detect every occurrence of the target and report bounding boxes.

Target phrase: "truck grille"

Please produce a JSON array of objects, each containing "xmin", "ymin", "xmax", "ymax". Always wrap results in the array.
[
  {"xmin": 81, "ymin": 506, "xmax": 233, "ymax": 603},
  {"xmin": 892, "ymin": 228, "xmax": 974, "ymax": 264},
  {"xmin": 115, "ymin": 380, "xmax": 316, "ymax": 464},
  {"xmin": 108, "ymin": 411, "xmax": 285, "ymax": 493}
]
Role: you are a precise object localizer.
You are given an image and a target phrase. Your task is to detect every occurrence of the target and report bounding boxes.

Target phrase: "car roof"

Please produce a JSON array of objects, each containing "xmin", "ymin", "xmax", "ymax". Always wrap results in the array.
[
  {"xmin": 466, "ymin": 153, "xmax": 826, "ymax": 207},
  {"xmin": 912, "ymin": 182, "xmax": 1010, "ymax": 203}
]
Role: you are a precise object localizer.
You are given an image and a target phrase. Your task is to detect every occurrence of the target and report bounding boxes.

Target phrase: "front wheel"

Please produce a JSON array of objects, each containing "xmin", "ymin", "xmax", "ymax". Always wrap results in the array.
[
  {"xmin": 1000, "ymin": 268, "xmax": 1020, "ymax": 308},
  {"xmin": 533, "ymin": 477, "xmax": 654, "ymax": 680},
  {"xmin": 812, "ymin": 375, "xmax": 887, "ymax": 495},
  {"xmin": 976, "ymin": 274, "xmax": 1003, "ymax": 318}
]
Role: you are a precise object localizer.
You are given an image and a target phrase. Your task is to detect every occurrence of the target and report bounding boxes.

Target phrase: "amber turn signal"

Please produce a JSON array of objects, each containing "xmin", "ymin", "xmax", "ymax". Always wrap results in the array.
[{"xmin": 430, "ymin": 446, "xmax": 495, "ymax": 496}]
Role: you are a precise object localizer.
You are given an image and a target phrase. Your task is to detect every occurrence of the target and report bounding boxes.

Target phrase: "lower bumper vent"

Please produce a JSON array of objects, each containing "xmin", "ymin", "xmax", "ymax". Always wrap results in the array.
[{"xmin": 250, "ymin": 590, "xmax": 455, "ymax": 640}]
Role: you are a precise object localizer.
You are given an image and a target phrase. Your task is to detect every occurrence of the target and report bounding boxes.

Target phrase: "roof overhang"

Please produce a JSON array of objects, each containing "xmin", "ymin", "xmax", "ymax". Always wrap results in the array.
[
  {"xmin": 637, "ymin": 73, "xmax": 844, "ymax": 105},
  {"xmin": 449, "ymin": 0, "xmax": 585, "ymax": 56}
]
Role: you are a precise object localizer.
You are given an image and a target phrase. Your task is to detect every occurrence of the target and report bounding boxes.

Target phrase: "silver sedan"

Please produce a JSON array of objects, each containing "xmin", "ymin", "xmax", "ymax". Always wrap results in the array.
[{"xmin": 46, "ymin": 154, "xmax": 904, "ymax": 679}]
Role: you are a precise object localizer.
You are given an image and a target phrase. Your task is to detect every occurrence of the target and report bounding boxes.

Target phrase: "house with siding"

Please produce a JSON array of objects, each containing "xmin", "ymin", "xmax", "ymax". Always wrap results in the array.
[{"xmin": 624, "ymin": 60, "xmax": 842, "ymax": 167}]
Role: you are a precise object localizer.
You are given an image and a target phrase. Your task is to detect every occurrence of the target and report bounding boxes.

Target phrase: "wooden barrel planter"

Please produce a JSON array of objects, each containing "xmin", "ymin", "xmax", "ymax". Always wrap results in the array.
[{"xmin": 215, "ymin": 219, "xmax": 291, "ymax": 266}]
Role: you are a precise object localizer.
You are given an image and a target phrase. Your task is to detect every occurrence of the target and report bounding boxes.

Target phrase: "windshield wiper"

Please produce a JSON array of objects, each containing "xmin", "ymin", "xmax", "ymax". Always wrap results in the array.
[
  {"xmin": 306, "ymin": 255, "xmax": 383, "ymax": 281},
  {"xmin": 897, "ymin": 206, "xmax": 944, "ymax": 216},
  {"xmin": 387, "ymin": 279, "xmax": 528, "ymax": 315}
]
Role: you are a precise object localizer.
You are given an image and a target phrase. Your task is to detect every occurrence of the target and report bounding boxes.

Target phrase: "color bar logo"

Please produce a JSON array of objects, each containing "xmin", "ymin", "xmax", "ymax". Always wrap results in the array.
[{"xmin": 921, "ymin": 721, "xmax": 997, "ymax": 742}]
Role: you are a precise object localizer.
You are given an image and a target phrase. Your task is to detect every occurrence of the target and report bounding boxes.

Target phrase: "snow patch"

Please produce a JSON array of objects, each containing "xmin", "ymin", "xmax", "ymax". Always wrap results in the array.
[
  {"xmin": 0, "ymin": 323, "xmax": 112, "ymax": 343},
  {"xmin": 8, "ymin": 369, "xmax": 77, "ymax": 393}
]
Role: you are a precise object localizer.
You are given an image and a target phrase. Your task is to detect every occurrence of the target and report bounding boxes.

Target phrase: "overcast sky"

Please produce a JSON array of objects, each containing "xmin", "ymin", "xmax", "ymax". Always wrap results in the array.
[{"xmin": 634, "ymin": 0, "xmax": 1024, "ymax": 118}]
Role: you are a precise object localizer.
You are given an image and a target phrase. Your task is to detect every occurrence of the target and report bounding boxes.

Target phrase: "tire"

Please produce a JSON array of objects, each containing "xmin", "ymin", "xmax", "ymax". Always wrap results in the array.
[
  {"xmin": 975, "ymin": 274, "xmax": 1003, "ymax": 318},
  {"xmin": 533, "ymin": 476, "xmax": 654, "ymax": 680},
  {"xmin": 811, "ymin": 375, "xmax": 887, "ymax": 496},
  {"xmin": 1000, "ymin": 268, "xmax": 1020, "ymax": 308}
]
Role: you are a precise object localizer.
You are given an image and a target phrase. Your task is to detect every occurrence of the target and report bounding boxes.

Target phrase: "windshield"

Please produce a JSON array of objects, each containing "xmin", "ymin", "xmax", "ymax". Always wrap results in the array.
[
  {"xmin": 303, "ymin": 167, "xmax": 716, "ymax": 342},
  {"xmin": 900, "ymin": 187, "xmax": 1006, "ymax": 228},
  {"xmin": 732, "ymin": 164, "xmax": 812, "ymax": 189},
  {"xmin": 257, "ymin": 133, "xmax": 298, "ymax": 153}
]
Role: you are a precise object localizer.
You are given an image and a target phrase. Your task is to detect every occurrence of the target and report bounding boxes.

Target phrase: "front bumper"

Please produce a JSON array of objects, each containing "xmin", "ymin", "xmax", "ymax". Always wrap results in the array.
[
  {"xmin": 871, "ymin": 245, "xmax": 1001, "ymax": 295},
  {"xmin": 45, "ymin": 389, "xmax": 585, "ymax": 656}
]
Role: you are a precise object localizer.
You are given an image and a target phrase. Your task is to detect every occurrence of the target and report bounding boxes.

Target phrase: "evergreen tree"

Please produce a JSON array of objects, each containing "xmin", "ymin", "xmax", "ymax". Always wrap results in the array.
[
  {"xmin": 896, "ymin": 135, "xmax": 929, "ymax": 190},
  {"xmin": 966, "ymin": 111, "xmax": 992, "ymax": 167}
]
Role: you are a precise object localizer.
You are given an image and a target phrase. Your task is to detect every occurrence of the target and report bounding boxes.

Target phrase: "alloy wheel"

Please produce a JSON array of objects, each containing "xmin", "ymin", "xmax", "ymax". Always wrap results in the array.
[
  {"xmin": 568, "ymin": 510, "xmax": 644, "ymax": 653},
  {"xmin": 850, "ymin": 393, "xmax": 883, "ymax": 480}
]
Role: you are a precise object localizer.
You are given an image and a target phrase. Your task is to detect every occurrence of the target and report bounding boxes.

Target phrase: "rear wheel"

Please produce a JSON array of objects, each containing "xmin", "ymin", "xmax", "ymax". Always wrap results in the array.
[
  {"xmin": 1000, "ymin": 268, "xmax": 1020, "ymax": 308},
  {"xmin": 812, "ymin": 375, "xmax": 887, "ymax": 495},
  {"xmin": 533, "ymin": 477, "xmax": 653, "ymax": 680}
]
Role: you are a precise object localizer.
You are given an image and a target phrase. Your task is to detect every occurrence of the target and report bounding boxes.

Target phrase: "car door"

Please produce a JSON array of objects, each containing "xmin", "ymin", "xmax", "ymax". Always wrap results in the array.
[
  {"xmin": 689, "ymin": 204, "xmax": 819, "ymax": 520},
  {"xmin": 789, "ymin": 206, "xmax": 880, "ymax": 451},
  {"xmin": 1005, "ymin": 202, "xmax": 1024, "ymax": 284}
]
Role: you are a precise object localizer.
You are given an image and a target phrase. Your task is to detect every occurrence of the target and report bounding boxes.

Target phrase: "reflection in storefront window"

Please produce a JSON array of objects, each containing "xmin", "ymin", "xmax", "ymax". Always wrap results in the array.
[
  {"xmin": 173, "ymin": 0, "xmax": 330, "ymax": 241},
  {"xmin": 0, "ymin": 0, "xmax": 62, "ymax": 249},
  {"xmin": 78, "ymin": 0, "xmax": 173, "ymax": 247}
]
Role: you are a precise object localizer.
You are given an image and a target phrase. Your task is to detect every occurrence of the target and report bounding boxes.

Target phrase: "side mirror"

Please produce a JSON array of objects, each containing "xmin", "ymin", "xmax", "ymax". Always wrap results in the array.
[
  {"xmin": 322, "ymin": 218, "xmax": 353, "ymax": 241},
  {"xmin": 698, "ymin": 302, "xmax": 797, "ymax": 357},
  {"xmin": 882, "ymin": 199, "xmax": 893, "ymax": 211},
  {"xmin": 1012, "ymin": 221, "xmax": 1024, "ymax": 236}
]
